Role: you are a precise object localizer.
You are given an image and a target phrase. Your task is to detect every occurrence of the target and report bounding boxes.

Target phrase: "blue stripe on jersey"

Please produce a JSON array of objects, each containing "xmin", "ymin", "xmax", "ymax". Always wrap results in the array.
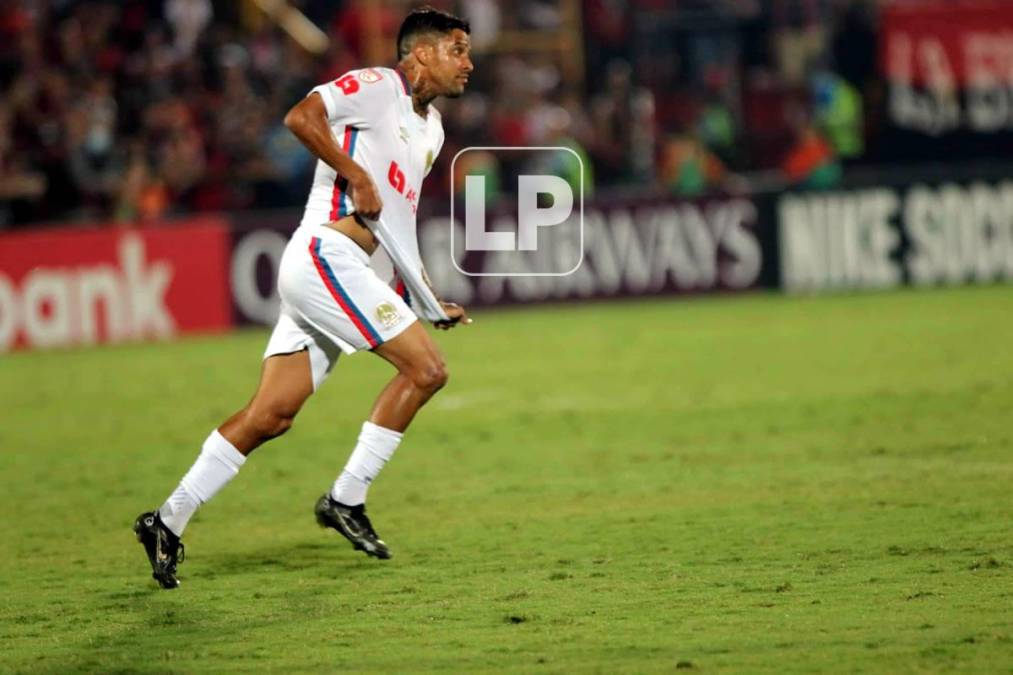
[{"xmin": 338, "ymin": 128, "xmax": 360, "ymax": 218}]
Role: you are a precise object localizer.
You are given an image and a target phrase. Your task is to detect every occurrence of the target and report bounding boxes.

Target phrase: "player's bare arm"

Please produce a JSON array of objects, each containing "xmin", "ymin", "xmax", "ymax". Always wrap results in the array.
[{"xmin": 283, "ymin": 93, "xmax": 382, "ymax": 221}]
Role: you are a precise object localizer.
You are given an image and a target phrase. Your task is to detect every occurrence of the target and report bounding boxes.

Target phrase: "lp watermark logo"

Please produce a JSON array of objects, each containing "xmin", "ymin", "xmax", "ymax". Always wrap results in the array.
[{"xmin": 450, "ymin": 147, "xmax": 584, "ymax": 276}]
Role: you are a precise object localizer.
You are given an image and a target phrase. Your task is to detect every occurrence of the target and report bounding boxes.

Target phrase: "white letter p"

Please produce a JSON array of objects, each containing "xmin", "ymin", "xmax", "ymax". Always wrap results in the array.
[{"xmin": 517, "ymin": 175, "xmax": 573, "ymax": 251}]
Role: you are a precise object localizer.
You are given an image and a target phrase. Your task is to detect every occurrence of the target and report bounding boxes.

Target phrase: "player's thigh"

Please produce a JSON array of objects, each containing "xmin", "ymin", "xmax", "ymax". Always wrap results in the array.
[
  {"xmin": 249, "ymin": 349, "xmax": 315, "ymax": 418},
  {"xmin": 281, "ymin": 228, "xmax": 416, "ymax": 354},
  {"xmin": 372, "ymin": 321, "xmax": 446, "ymax": 376}
]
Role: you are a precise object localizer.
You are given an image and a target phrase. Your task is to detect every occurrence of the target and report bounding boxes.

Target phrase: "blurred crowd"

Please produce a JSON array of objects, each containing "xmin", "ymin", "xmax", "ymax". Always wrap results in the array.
[{"xmin": 1, "ymin": 0, "xmax": 885, "ymax": 228}]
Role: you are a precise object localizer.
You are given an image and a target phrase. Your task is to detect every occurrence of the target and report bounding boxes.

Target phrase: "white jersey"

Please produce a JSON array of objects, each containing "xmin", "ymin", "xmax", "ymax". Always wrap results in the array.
[{"xmin": 300, "ymin": 67, "xmax": 445, "ymax": 285}]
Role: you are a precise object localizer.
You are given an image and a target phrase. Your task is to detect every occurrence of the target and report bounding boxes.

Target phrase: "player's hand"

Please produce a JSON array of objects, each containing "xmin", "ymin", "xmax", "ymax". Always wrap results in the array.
[
  {"xmin": 348, "ymin": 172, "xmax": 383, "ymax": 220},
  {"xmin": 434, "ymin": 302, "xmax": 471, "ymax": 330}
]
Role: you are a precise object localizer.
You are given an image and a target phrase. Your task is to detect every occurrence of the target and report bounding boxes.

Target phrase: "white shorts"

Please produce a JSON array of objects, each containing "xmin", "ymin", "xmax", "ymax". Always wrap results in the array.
[{"xmin": 264, "ymin": 224, "xmax": 417, "ymax": 389}]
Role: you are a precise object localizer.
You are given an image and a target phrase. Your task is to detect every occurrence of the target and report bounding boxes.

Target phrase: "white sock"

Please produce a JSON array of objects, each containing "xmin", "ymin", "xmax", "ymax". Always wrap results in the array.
[
  {"xmin": 158, "ymin": 430, "xmax": 246, "ymax": 536},
  {"xmin": 330, "ymin": 421, "xmax": 403, "ymax": 506}
]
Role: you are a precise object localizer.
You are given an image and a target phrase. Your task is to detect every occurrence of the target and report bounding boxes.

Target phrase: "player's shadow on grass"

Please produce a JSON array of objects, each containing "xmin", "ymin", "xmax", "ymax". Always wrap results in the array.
[{"xmin": 199, "ymin": 539, "xmax": 383, "ymax": 578}]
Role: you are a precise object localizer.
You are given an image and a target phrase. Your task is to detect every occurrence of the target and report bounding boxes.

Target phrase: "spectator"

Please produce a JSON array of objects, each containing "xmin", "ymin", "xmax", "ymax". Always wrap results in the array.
[
  {"xmin": 781, "ymin": 105, "xmax": 840, "ymax": 188},
  {"xmin": 0, "ymin": 103, "xmax": 46, "ymax": 226},
  {"xmin": 658, "ymin": 133, "xmax": 727, "ymax": 197},
  {"xmin": 811, "ymin": 69, "xmax": 863, "ymax": 160},
  {"xmin": 452, "ymin": 150, "xmax": 502, "ymax": 205},
  {"xmin": 165, "ymin": 0, "xmax": 212, "ymax": 61},
  {"xmin": 114, "ymin": 139, "xmax": 168, "ymax": 224},
  {"xmin": 589, "ymin": 60, "xmax": 656, "ymax": 186},
  {"xmin": 525, "ymin": 105, "xmax": 594, "ymax": 198},
  {"xmin": 770, "ymin": 0, "xmax": 828, "ymax": 86},
  {"xmin": 66, "ymin": 77, "xmax": 124, "ymax": 217},
  {"xmin": 696, "ymin": 67, "xmax": 739, "ymax": 167}
]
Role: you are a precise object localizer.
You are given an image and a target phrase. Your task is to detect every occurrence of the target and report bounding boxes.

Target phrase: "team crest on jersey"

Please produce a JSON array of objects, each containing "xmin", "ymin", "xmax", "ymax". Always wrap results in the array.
[
  {"xmin": 358, "ymin": 68, "xmax": 383, "ymax": 83},
  {"xmin": 375, "ymin": 302, "xmax": 401, "ymax": 329}
]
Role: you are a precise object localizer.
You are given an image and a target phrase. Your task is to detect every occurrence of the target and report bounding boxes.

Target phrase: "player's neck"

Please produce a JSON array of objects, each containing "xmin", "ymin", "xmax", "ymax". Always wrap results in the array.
[
  {"xmin": 411, "ymin": 92, "xmax": 431, "ymax": 117},
  {"xmin": 412, "ymin": 91, "xmax": 434, "ymax": 117},
  {"xmin": 397, "ymin": 62, "xmax": 435, "ymax": 117}
]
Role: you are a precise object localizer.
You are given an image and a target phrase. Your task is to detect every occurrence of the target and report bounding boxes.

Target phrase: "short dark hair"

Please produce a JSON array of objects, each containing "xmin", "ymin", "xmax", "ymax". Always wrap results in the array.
[{"xmin": 396, "ymin": 7, "xmax": 470, "ymax": 61}]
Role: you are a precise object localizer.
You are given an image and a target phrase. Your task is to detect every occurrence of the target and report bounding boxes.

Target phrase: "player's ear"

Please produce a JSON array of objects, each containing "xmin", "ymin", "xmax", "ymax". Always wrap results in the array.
[{"xmin": 413, "ymin": 40, "xmax": 434, "ymax": 67}]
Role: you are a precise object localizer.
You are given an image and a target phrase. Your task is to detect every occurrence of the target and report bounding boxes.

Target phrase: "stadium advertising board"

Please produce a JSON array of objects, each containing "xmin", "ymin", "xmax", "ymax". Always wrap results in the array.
[
  {"xmin": 229, "ymin": 224, "xmax": 291, "ymax": 326},
  {"xmin": 9, "ymin": 180, "xmax": 1010, "ymax": 351},
  {"xmin": 227, "ymin": 215, "xmax": 293, "ymax": 327},
  {"xmin": 778, "ymin": 180, "xmax": 1013, "ymax": 293},
  {"xmin": 424, "ymin": 195, "xmax": 770, "ymax": 306},
  {"xmin": 228, "ymin": 195, "xmax": 773, "ymax": 326},
  {"xmin": 881, "ymin": 1, "xmax": 1013, "ymax": 136},
  {"xmin": 0, "ymin": 219, "xmax": 232, "ymax": 352}
]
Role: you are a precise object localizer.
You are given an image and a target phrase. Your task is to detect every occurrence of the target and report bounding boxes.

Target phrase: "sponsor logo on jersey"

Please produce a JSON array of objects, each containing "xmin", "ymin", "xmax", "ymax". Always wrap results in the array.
[
  {"xmin": 358, "ymin": 68, "xmax": 383, "ymax": 83},
  {"xmin": 375, "ymin": 301, "xmax": 401, "ymax": 328}
]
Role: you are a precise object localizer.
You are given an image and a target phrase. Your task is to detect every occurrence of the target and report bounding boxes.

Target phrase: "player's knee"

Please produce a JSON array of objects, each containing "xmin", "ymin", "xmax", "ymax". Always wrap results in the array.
[
  {"xmin": 411, "ymin": 360, "xmax": 448, "ymax": 393},
  {"xmin": 269, "ymin": 412, "xmax": 295, "ymax": 438},
  {"xmin": 247, "ymin": 406, "xmax": 296, "ymax": 440}
]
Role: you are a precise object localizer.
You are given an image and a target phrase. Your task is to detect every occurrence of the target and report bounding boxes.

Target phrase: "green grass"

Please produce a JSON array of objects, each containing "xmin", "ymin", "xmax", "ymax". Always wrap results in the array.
[{"xmin": 1, "ymin": 286, "xmax": 1012, "ymax": 673}]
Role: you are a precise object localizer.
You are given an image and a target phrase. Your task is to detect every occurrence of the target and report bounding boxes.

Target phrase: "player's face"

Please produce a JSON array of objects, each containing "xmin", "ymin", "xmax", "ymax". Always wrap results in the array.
[{"xmin": 430, "ymin": 29, "xmax": 473, "ymax": 98}]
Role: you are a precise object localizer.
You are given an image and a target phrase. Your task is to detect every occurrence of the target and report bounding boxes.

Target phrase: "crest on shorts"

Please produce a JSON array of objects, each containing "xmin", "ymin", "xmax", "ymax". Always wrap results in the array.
[
  {"xmin": 358, "ymin": 68, "xmax": 383, "ymax": 83},
  {"xmin": 375, "ymin": 302, "xmax": 401, "ymax": 329}
]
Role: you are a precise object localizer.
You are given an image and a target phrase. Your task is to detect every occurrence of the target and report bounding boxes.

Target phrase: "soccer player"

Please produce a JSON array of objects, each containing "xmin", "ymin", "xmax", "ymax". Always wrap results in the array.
[{"xmin": 134, "ymin": 8, "xmax": 474, "ymax": 589}]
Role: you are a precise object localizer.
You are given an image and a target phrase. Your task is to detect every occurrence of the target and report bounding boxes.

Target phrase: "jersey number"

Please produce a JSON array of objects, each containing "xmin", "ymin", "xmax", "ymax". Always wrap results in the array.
[{"xmin": 335, "ymin": 74, "xmax": 359, "ymax": 95}]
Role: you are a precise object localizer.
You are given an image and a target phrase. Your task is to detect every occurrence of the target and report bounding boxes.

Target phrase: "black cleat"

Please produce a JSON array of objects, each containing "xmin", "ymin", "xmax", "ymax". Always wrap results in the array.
[
  {"xmin": 314, "ymin": 494, "xmax": 392, "ymax": 559},
  {"xmin": 134, "ymin": 511, "xmax": 185, "ymax": 589}
]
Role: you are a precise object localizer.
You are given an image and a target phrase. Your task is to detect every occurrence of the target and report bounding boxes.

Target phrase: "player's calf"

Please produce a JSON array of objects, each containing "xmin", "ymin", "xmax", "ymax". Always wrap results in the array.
[
  {"xmin": 217, "ymin": 350, "xmax": 315, "ymax": 454},
  {"xmin": 234, "ymin": 404, "xmax": 297, "ymax": 446},
  {"xmin": 132, "ymin": 352, "xmax": 314, "ymax": 588}
]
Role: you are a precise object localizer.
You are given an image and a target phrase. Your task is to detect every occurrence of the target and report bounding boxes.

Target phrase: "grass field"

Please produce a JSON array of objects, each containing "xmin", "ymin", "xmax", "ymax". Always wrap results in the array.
[{"xmin": 1, "ymin": 286, "xmax": 1012, "ymax": 673}]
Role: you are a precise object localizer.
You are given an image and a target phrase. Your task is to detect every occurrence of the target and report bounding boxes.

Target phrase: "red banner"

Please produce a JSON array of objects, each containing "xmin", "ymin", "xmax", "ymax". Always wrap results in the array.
[
  {"xmin": 882, "ymin": 1, "xmax": 1013, "ymax": 88},
  {"xmin": 881, "ymin": 1, "xmax": 1013, "ymax": 134},
  {"xmin": 0, "ymin": 218, "xmax": 232, "ymax": 351}
]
